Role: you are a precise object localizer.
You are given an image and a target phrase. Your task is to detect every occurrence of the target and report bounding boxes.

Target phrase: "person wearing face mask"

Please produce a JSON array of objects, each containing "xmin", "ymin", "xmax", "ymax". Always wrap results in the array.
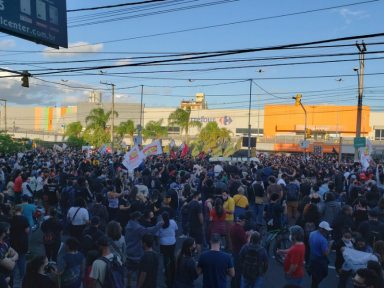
[
  {"xmin": 277, "ymin": 225, "xmax": 305, "ymax": 286},
  {"xmin": 353, "ymin": 268, "xmax": 380, "ymax": 288},
  {"xmin": 307, "ymin": 221, "xmax": 333, "ymax": 288},
  {"xmin": 0, "ymin": 222, "xmax": 18, "ymax": 282},
  {"xmin": 21, "ymin": 255, "xmax": 55, "ymax": 288},
  {"xmin": 335, "ymin": 229, "xmax": 354, "ymax": 288},
  {"xmin": 173, "ymin": 237, "xmax": 199, "ymax": 288}
]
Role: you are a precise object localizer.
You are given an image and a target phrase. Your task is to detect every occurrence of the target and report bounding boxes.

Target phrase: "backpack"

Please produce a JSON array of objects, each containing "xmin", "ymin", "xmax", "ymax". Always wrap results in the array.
[
  {"xmin": 367, "ymin": 221, "xmax": 383, "ymax": 247},
  {"xmin": 242, "ymin": 245, "xmax": 264, "ymax": 280},
  {"xmin": 265, "ymin": 203, "xmax": 276, "ymax": 226},
  {"xmin": 98, "ymin": 255, "xmax": 124, "ymax": 288},
  {"xmin": 304, "ymin": 222, "xmax": 316, "ymax": 237},
  {"xmin": 43, "ymin": 230, "xmax": 57, "ymax": 245},
  {"xmin": 286, "ymin": 184, "xmax": 298, "ymax": 201},
  {"xmin": 59, "ymin": 186, "xmax": 73, "ymax": 207}
]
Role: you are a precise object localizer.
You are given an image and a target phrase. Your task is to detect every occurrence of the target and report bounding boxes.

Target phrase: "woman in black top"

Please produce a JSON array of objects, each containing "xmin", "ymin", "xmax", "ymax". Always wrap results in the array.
[
  {"xmin": 173, "ymin": 237, "xmax": 198, "ymax": 288},
  {"xmin": 301, "ymin": 203, "xmax": 322, "ymax": 264},
  {"xmin": 41, "ymin": 207, "xmax": 63, "ymax": 262},
  {"xmin": 22, "ymin": 255, "xmax": 56, "ymax": 288}
]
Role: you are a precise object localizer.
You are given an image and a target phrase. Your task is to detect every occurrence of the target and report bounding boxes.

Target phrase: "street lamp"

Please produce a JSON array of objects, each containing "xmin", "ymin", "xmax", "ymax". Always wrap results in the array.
[
  {"xmin": 255, "ymin": 70, "xmax": 266, "ymax": 136},
  {"xmin": 335, "ymin": 78, "xmax": 344, "ymax": 138}
]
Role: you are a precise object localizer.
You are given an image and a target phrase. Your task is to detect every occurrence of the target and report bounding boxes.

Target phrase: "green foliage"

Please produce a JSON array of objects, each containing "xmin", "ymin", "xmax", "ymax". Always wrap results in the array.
[
  {"xmin": 84, "ymin": 108, "xmax": 118, "ymax": 148},
  {"xmin": 0, "ymin": 132, "xmax": 29, "ymax": 153},
  {"xmin": 65, "ymin": 121, "xmax": 83, "ymax": 137},
  {"xmin": 142, "ymin": 119, "xmax": 168, "ymax": 141},
  {"xmin": 198, "ymin": 122, "xmax": 233, "ymax": 143},
  {"xmin": 66, "ymin": 136, "xmax": 86, "ymax": 148},
  {"xmin": 168, "ymin": 107, "xmax": 202, "ymax": 141},
  {"xmin": 115, "ymin": 119, "xmax": 136, "ymax": 143}
]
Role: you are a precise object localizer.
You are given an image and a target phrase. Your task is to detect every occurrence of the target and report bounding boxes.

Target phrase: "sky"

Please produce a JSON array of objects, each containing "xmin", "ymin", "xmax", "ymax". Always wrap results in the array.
[{"xmin": 0, "ymin": 0, "xmax": 384, "ymax": 112}]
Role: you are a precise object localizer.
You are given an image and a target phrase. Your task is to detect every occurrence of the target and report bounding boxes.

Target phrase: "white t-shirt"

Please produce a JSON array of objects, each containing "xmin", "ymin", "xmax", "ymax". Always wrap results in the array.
[
  {"xmin": 214, "ymin": 165, "xmax": 224, "ymax": 176},
  {"xmin": 90, "ymin": 253, "xmax": 122, "ymax": 288},
  {"xmin": 156, "ymin": 219, "xmax": 178, "ymax": 246},
  {"xmin": 67, "ymin": 207, "xmax": 89, "ymax": 225},
  {"xmin": 135, "ymin": 184, "xmax": 149, "ymax": 197},
  {"xmin": 277, "ymin": 179, "xmax": 286, "ymax": 187}
]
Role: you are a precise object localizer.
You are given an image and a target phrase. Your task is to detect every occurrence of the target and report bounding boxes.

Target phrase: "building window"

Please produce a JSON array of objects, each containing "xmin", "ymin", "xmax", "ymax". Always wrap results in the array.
[
  {"xmin": 375, "ymin": 129, "xmax": 384, "ymax": 140},
  {"xmin": 164, "ymin": 126, "xmax": 180, "ymax": 134},
  {"xmin": 236, "ymin": 128, "xmax": 264, "ymax": 135}
]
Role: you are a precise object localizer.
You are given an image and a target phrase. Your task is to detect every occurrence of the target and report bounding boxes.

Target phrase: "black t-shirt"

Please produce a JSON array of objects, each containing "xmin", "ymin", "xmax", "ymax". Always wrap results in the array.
[
  {"xmin": 138, "ymin": 251, "xmax": 159, "ymax": 288},
  {"xmin": 44, "ymin": 184, "xmax": 58, "ymax": 205},
  {"xmin": 188, "ymin": 200, "xmax": 202, "ymax": 229},
  {"xmin": 9, "ymin": 215, "xmax": 29, "ymax": 253},
  {"xmin": 167, "ymin": 189, "xmax": 179, "ymax": 211},
  {"xmin": 156, "ymin": 206, "xmax": 175, "ymax": 220},
  {"xmin": 353, "ymin": 209, "xmax": 369, "ymax": 228},
  {"xmin": 41, "ymin": 218, "xmax": 63, "ymax": 244},
  {"xmin": 264, "ymin": 202, "xmax": 284, "ymax": 232},
  {"xmin": 22, "ymin": 272, "xmax": 56, "ymax": 288}
]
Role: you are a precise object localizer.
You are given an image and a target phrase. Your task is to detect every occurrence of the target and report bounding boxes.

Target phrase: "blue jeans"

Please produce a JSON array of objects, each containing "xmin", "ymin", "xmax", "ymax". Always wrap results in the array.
[
  {"xmin": 285, "ymin": 274, "xmax": 303, "ymax": 286},
  {"xmin": 16, "ymin": 253, "xmax": 26, "ymax": 280},
  {"xmin": 241, "ymin": 276, "xmax": 263, "ymax": 288},
  {"xmin": 250, "ymin": 203, "xmax": 264, "ymax": 224}
]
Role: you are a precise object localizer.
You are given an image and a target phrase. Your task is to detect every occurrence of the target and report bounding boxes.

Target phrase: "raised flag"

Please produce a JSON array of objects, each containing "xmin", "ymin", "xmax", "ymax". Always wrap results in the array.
[
  {"xmin": 122, "ymin": 145, "xmax": 145, "ymax": 172},
  {"xmin": 170, "ymin": 139, "xmax": 176, "ymax": 148},
  {"xmin": 163, "ymin": 145, "xmax": 170, "ymax": 153},
  {"xmin": 210, "ymin": 145, "xmax": 223, "ymax": 159},
  {"xmin": 171, "ymin": 151, "xmax": 176, "ymax": 159},
  {"xmin": 202, "ymin": 140, "xmax": 217, "ymax": 153},
  {"xmin": 99, "ymin": 145, "xmax": 108, "ymax": 154},
  {"xmin": 142, "ymin": 140, "xmax": 163, "ymax": 157},
  {"xmin": 223, "ymin": 143, "xmax": 235, "ymax": 157},
  {"xmin": 360, "ymin": 139, "xmax": 373, "ymax": 171},
  {"xmin": 200, "ymin": 152, "xmax": 205, "ymax": 159},
  {"xmin": 192, "ymin": 146, "xmax": 200, "ymax": 157},
  {"xmin": 62, "ymin": 143, "xmax": 67, "ymax": 150},
  {"xmin": 180, "ymin": 142, "xmax": 189, "ymax": 157},
  {"xmin": 235, "ymin": 138, "xmax": 242, "ymax": 151}
]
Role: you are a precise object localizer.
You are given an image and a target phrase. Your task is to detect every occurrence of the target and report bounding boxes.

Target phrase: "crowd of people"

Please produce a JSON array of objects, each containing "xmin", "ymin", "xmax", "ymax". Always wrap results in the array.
[{"xmin": 0, "ymin": 148, "xmax": 383, "ymax": 288}]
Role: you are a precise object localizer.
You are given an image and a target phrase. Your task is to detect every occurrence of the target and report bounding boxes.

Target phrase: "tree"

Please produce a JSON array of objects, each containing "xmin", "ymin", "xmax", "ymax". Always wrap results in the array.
[
  {"xmin": 198, "ymin": 122, "xmax": 233, "ymax": 144},
  {"xmin": 66, "ymin": 135, "xmax": 86, "ymax": 148},
  {"xmin": 65, "ymin": 121, "xmax": 83, "ymax": 137},
  {"xmin": 0, "ymin": 132, "xmax": 28, "ymax": 153},
  {"xmin": 142, "ymin": 119, "xmax": 168, "ymax": 141},
  {"xmin": 115, "ymin": 120, "xmax": 136, "ymax": 143},
  {"xmin": 84, "ymin": 108, "xmax": 118, "ymax": 147},
  {"xmin": 168, "ymin": 107, "xmax": 202, "ymax": 142}
]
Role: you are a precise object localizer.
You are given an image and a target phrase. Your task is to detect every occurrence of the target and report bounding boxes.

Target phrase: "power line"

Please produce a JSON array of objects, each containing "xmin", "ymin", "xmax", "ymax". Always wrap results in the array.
[{"xmin": 68, "ymin": 0, "xmax": 181, "ymax": 12}]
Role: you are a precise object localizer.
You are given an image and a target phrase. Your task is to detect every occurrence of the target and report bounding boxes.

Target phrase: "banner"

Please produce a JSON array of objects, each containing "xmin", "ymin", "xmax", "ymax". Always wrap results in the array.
[
  {"xmin": 202, "ymin": 140, "xmax": 217, "ymax": 153},
  {"xmin": 99, "ymin": 145, "xmax": 108, "ymax": 154},
  {"xmin": 235, "ymin": 138, "xmax": 242, "ymax": 152},
  {"xmin": 181, "ymin": 142, "xmax": 189, "ymax": 157},
  {"xmin": 360, "ymin": 139, "xmax": 373, "ymax": 171},
  {"xmin": 62, "ymin": 143, "xmax": 67, "ymax": 150},
  {"xmin": 142, "ymin": 140, "xmax": 163, "ymax": 157},
  {"xmin": 223, "ymin": 144, "xmax": 235, "ymax": 157},
  {"xmin": 53, "ymin": 144, "xmax": 62, "ymax": 152},
  {"xmin": 170, "ymin": 139, "xmax": 176, "ymax": 148},
  {"xmin": 210, "ymin": 145, "xmax": 223, "ymax": 159},
  {"xmin": 192, "ymin": 146, "xmax": 200, "ymax": 157},
  {"xmin": 122, "ymin": 145, "xmax": 145, "ymax": 172},
  {"xmin": 342, "ymin": 248, "xmax": 379, "ymax": 272}
]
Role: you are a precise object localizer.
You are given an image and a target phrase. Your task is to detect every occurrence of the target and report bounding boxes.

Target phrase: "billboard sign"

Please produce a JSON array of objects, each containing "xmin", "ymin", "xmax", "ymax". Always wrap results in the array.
[{"xmin": 0, "ymin": 0, "xmax": 68, "ymax": 49}]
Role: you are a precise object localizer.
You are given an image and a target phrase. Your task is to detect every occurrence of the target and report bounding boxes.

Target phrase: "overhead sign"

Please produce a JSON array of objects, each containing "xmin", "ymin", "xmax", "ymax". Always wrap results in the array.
[
  {"xmin": 0, "ymin": 0, "xmax": 68, "ymax": 49},
  {"xmin": 354, "ymin": 137, "xmax": 366, "ymax": 148},
  {"xmin": 299, "ymin": 140, "xmax": 310, "ymax": 149}
]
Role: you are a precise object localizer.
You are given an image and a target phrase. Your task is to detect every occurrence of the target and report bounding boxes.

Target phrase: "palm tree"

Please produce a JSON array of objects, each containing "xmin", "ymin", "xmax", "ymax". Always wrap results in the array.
[
  {"xmin": 168, "ymin": 107, "xmax": 202, "ymax": 142},
  {"xmin": 142, "ymin": 119, "xmax": 168, "ymax": 141},
  {"xmin": 197, "ymin": 122, "xmax": 233, "ymax": 144},
  {"xmin": 85, "ymin": 108, "xmax": 118, "ymax": 130},
  {"xmin": 218, "ymin": 127, "xmax": 233, "ymax": 143},
  {"xmin": 115, "ymin": 120, "xmax": 136, "ymax": 143},
  {"xmin": 65, "ymin": 121, "xmax": 83, "ymax": 137}
]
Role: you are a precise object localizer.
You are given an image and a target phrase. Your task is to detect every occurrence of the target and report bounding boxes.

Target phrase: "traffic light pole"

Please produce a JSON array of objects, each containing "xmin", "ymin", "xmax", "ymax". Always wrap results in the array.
[
  {"xmin": 300, "ymin": 102, "xmax": 308, "ymax": 157},
  {"xmin": 101, "ymin": 82, "xmax": 115, "ymax": 153}
]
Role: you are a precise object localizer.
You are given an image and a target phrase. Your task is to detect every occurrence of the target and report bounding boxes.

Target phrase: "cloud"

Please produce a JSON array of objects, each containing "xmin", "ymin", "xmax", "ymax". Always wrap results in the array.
[
  {"xmin": 115, "ymin": 58, "xmax": 131, "ymax": 66},
  {"xmin": 103, "ymin": 93, "xmax": 137, "ymax": 103},
  {"xmin": 42, "ymin": 42, "xmax": 103, "ymax": 58},
  {"xmin": 0, "ymin": 39, "xmax": 15, "ymax": 49},
  {"xmin": 335, "ymin": 8, "xmax": 370, "ymax": 25}
]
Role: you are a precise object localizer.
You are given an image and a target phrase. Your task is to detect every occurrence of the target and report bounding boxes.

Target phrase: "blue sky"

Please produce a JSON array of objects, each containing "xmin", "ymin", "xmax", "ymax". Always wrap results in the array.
[{"xmin": 0, "ymin": 0, "xmax": 383, "ymax": 111}]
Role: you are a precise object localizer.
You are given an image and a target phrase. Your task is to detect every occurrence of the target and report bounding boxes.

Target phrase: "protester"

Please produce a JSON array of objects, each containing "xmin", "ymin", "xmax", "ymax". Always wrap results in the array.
[
  {"xmin": 137, "ymin": 234, "xmax": 159, "ymax": 288},
  {"xmin": 67, "ymin": 197, "xmax": 90, "ymax": 241},
  {"xmin": 173, "ymin": 237, "xmax": 199, "ymax": 288},
  {"xmin": 41, "ymin": 207, "xmax": 63, "ymax": 262},
  {"xmin": 22, "ymin": 255, "xmax": 56, "ymax": 288},
  {"xmin": 156, "ymin": 211, "xmax": 178, "ymax": 271}
]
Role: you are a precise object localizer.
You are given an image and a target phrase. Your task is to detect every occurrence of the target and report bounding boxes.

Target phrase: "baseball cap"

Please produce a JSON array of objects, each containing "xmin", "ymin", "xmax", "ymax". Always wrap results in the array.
[
  {"xmin": 94, "ymin": 236, "xmax": 110, "ymax": 247},
  {"xmin": 91, "ymin": 216, "xmax": 100, "ymax": 226},
  {"xmin": 319, "ymin": 221, "xmax": 333, "ymax": 231}
]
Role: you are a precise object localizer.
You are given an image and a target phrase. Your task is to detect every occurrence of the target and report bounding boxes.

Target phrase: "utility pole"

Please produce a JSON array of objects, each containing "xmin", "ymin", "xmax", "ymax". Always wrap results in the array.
[
  {"xmin": 293, "ymin": 95, "xmax": 307, "ymax": 157},
  {"xmin": 354, "ymin": 41, "xmax": 366, "ymax": 162},
  {"xmin": 139, "ymin": 85, "xmax": 144, "ymax": 139},
  {"xmin": 0, "ymin": 99, "xmax": 7, "ymax": 133},
  {"xmin": 255, "ymin": 70, "xmax": 266, "ymax": 136},
  {"xmin": 335, "ymin": 79, "xmax": 344, "ymax": 138},
  {"xmin": 101, "ymin": 82, "xmax": 115, "ymax": 153},
  {"xmin": 247, "ymin": 79, "xmax": 252, "ymax": 165}
]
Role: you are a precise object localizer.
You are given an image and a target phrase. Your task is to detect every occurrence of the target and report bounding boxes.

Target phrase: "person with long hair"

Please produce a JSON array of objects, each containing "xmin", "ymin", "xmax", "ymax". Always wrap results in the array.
[
  {"xmin": 206, "ymin": 198, "xmax": 227, "ymax": 241},
  {"xmin": 22, "ymin": 255, "xmax": 55, "ymax": 288},
  {"xmin": 301, "ymin": 203, "xmax": 322, "ymax": 264},
  {"xmin": 106, "ymin": 222, "xmax": 126, "ymax": 264},
  {"xmin": 156, "ymin": 211, "xmax": 178, "ymax": 271},
  {"xmin": 53, "ymin": 237, "xmax": 85, "ymax": 288},
  {"xmin": 173, "ymin": 237, "xmax": 198, "ymax": 288},
  {"xmin": 67, "ymin": 197, "xmax": 89, "ymax": 241},
  {"xmin": 106, "ymin": 185, "xmax": 122, "ymax": 222},
  {"xmin": 41, "ymin": 207, "xmax": 63, "ymax": 262}
]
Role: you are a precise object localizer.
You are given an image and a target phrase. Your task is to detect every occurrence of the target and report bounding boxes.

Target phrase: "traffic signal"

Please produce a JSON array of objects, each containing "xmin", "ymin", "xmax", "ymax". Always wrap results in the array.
[
  {"xmin": 295, "ymin": 94, "xmax": 302, "ymax": 106},
  {"xmin": 21, "ymin": 71, "xmax": 29, "ymax": 88},
  {"xmin": 306, "ymin": 129, "xmax": 311, "ymax": 138}
]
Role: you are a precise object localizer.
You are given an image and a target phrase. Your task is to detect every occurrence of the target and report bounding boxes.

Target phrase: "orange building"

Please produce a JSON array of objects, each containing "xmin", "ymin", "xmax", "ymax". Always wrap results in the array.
[{"xmin": 264, "ymin": 105, "xmax": 371, "ymax": 138}]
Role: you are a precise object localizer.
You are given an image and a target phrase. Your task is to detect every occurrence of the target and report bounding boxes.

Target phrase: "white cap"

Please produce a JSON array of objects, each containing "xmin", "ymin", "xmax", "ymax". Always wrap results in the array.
[{"xmin": 319, "ymin": 221, "xmax": 333, "ymax": 231}]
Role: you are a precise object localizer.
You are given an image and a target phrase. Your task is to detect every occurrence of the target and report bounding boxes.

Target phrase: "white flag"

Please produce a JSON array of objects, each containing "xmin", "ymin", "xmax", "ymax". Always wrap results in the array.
[
  {"xmin": 62, "ymin": 143, "xmax": 67, "ymax": 150},
  {"xmin": 122, "ymin": 141, "xmax": 127, "ymax": 149},
  {"xmin": 142, "ymin": 140, "xmax": 163, "ymax": 157},
  {"xmin": 99, "ymin": 145, "xmax": 108, "ymax": 154},
  {"xmin": 170, "ymin": 139, "xmax": 176, "ymax": 148},
  {"xmin": 122, "ymin": 145, "xmax": 145, "ymax": 172},
  {"xmin": 360, "ymin": 139, "xmax": 373, "ymax": 171}
]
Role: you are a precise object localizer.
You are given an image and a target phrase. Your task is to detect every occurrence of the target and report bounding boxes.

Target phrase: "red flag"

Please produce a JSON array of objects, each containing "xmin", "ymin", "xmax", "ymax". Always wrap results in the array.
[
  {"xmin": 180, "ymin": 142, "xmax": 189, "ymax": 158},
  {"xmin": 171, "ymin": 151, "xmax": 176, "ymax": 159},
  {"xmin": 199, "ymin": 152, "xmax": 205, "ymax": 159}
]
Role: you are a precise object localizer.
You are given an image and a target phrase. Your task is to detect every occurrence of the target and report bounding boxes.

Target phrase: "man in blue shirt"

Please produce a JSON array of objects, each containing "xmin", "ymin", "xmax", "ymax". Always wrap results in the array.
[
  {"xmin": 308, "ymin": 221, "xmax": 333, "ymax": 288},
  {"xmin": 21, "ymin": 194, "xmax": 35, "ymax": 239},
  {"xmin": 197, "ymin": 234, "xmax": 235, "ymax": 288}
]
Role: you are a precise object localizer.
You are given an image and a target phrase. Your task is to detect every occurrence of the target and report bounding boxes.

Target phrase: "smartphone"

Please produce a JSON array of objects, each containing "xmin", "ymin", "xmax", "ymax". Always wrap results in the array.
[
  {"xmin": 20, "ymin": 0, "xmax": 31, "ymax": 15},
  {"xmin": 36, "ymin": 0, "xmax": 47, "ymax": 21},
  {"xmin": 49, "ymin": 5, "xmax": 58, "ymax": 25}
]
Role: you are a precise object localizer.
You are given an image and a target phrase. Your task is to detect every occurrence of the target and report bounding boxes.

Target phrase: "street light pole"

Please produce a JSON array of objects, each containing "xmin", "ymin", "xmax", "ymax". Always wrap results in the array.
[
  {"xmin": 100, "ymin": 82, "xmax": 115, "ymax": 153},
  {"xmin": 255, "ymin": 70, "xmax": 266, "ymax": 136},
  {"xmin": 354, "ymin": 41, "xmax": 366, "ymax": 162},
  {"xmin": 0, "ymin": 99, "xmax": 7, "ymax": 133},
  {"xmin": 335, "ymin": 79, "xmax": 344, "ymax": 138},
  {"xmin": 247, "ymin": 79, "xmax": 253, "ymax": 165}
]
